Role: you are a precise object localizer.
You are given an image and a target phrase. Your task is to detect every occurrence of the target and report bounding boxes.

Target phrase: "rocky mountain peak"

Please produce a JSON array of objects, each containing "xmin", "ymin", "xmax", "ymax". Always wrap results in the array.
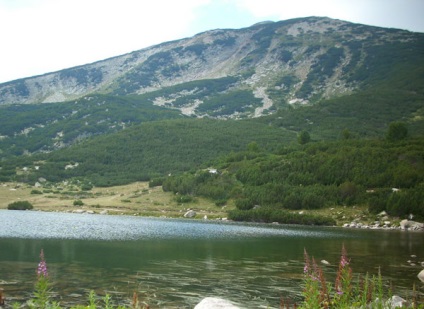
[{"xmin": 0, "ymin": 16, "xmax": 422, "ymax": 119}]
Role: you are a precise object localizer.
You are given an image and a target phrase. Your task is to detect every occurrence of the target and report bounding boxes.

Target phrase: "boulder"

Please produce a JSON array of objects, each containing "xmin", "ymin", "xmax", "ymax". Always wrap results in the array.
[
  {"xmin": 400, "ymin": 219, "xmax": 424, "ymax": 230},
  {"xmin": 184, "ymin": 210, "xmax": 196, "ymax": 218},
  {"xmin": 418, "ymin": 269, "xmax": 424, "ymax": 283},
  {"xmin": 389, "ymin": 295, "xmax": 407, "ymax": 308},
  {"xmin": 194, "ymin": 297, "xmax": 239, "ymax": 309}
]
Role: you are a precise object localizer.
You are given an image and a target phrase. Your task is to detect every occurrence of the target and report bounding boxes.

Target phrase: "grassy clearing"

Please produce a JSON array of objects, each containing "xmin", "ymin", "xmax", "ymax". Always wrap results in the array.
[{"xmin": 0, "ymin": 181, "xmax": 233, "ymax": 219}]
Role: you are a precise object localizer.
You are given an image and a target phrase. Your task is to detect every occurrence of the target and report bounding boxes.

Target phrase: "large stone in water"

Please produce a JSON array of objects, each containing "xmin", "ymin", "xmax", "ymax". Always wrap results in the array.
[
  {"xmin": 194, "ymin": 297, "xmax": 239, "ymax": 309},
  {"xmin": 418, "ymin": 269, "xmax": 424, "ymax": 283}
]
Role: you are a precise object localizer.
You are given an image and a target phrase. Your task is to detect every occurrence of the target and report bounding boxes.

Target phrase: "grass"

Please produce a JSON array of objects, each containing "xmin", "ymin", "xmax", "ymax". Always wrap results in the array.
[{"xmin": 0, "ymin": 181, "xmax": 233, "ymax": 219}]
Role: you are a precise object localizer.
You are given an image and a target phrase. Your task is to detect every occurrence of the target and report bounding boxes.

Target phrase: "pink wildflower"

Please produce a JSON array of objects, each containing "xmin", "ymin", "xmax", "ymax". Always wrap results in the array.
[
  {"xmin": 37, "ymin": 249, "xmax": 48, "ymax": 278},
  {"xmin": 339, "ymin": 245, "xmax": 350, "ymax": 268}
]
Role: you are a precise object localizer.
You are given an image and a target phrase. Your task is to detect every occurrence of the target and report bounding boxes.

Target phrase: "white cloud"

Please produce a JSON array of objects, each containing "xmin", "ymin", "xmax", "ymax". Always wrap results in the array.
[
  {"xmin": 0, "ymin": 0, "xmax": 209, "ymax": 82},
  {"xmin": 234, "ymin": 0, "xmax": 424, "ymax": 31}
]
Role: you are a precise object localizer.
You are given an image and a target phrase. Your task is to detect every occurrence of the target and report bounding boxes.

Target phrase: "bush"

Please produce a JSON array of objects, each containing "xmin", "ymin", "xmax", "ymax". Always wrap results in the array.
[
  {"xmin": 215, "ymin": 199, "xmax": 227, "ymax": 206},
  {"xmin": 80, "ymin": 183, "xmax": 93, "ymax": 191},
  {"xmin": 31, "ymin": 189, "xmax": 43, "ymax": 194},
  {"xmin": 174, "ymin": 195, "xmax": 194, "ymax": 204},
  {"xmin": 8, "ymin": 201, "xmax": 33, "ymax": 210},
  {"xmin": 73, "ymin": 199, "xmax": 84, "ymax": 206}
]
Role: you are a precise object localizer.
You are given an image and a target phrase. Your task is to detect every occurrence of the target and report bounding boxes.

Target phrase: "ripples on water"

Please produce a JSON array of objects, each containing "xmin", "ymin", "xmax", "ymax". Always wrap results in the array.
[
  {"xmin": 1, "ymin": 210, "xmax": 423, "ymax": 308},
  {"xmin": 0, "ymin": 210, "xmax": 347, "ymax": 240}
]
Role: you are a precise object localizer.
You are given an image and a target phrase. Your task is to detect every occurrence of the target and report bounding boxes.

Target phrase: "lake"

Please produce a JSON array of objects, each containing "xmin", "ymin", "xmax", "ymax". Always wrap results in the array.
[{"xmin": 0, "ymin": 210, "xmax": 423, "ymax": 308}]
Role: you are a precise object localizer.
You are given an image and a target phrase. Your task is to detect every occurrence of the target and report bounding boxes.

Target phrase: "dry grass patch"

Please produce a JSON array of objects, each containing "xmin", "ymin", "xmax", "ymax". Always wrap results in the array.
[{"xmin": 0, "ymin": 181, "xmax": 233, "ymax": 219}]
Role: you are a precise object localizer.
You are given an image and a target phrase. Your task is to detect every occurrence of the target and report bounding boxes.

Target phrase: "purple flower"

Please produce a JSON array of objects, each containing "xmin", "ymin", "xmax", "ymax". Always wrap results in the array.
[
  {"xmin": 340, "ymin": 255, "xmax": 349, "ymax": 268},
  {"xmin": 339, "ymin": 245, "xmax": 350, "ymax": 268},
  {"xmin": 37, "ymin": 249, "xmax": 48, "ymax": 278}
]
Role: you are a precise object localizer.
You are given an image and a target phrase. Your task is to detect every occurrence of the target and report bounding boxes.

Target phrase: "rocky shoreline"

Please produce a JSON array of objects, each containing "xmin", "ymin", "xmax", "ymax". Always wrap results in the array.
[{"xmin": 342, "ymin": 211, "xmax": 424, "ymax": 231}]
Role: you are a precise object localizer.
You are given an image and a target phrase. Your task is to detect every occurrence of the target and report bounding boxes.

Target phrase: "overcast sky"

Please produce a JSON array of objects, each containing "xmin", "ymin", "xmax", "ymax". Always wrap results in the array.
[{"xmin": 0, "ymin": 0, "xmax": 423, "ymax": 83}]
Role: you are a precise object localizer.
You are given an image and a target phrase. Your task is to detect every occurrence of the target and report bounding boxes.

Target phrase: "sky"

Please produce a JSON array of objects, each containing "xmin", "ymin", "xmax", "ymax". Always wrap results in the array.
[{"xmin": 0, "ymin": 0, "xmax": 423, "ymax": 84}]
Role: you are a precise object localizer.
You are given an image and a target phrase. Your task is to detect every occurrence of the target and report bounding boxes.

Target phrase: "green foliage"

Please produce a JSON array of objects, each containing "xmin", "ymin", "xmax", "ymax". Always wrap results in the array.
[
  {"xmin": 297, "ymin": 46, "xmax": 344, "ymax": 98},
  {"xmin": 0, "ymin": 94, "xmax": 182, "ymax": 158},
  {"xmin": 196, "ymin": 89, "xmax": 262, "ymax": 116},
  {"xmin": 5, "ymin": 118, "xmax": 293, "ymax": 186},
  {"xmin": 298, "ymin": 130, "xmax": 311, "ymax": 144},
  {"xmin": 8, "ymin": 200, "xmax": 33, "ymax": 210},
  {"xmin": 73, "ymin": 200, "xmax": 84, "ymax": 206},
  {"xmin": 174, "ymin": 195, "xmax": 195, "ymax": 204},
  {"xmin": 80, "ymin": 183, "xmax": 93, "ymax": 191},
  {"xmin": 386, "ymin": 121, "xmax": 408, "ymax": 142},
  {"xmin": 164, "ymin": 137, "xmax": 424, "ymax": 223},
  {"xmin": 300, "ymin": 247, "xmax": 400, "ymax": 308},
  {"xmin": 31, "ymin": 189, "xmax": 43, "ymax": 194}
]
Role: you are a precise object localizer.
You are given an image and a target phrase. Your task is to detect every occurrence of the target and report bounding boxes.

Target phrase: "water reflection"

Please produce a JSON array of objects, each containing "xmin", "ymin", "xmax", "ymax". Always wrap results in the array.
[{"xmin": 0, "ymin": 211, "xmax": 423, "ymax": 308}]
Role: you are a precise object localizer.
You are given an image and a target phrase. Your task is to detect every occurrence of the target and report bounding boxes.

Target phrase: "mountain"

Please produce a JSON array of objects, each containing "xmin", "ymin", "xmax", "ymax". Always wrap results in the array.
[
  {"xmin": 1, "ymin": 16, "xmax": 423, "ymax": 118},
  {"xmin": 1, "ymin": 17, "xmax": 424, "ymax": 185}
]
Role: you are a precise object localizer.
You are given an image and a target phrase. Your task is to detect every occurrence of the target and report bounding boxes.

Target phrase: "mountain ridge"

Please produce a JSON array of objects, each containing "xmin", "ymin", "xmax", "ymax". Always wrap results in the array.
[{"xmin": 1, "ymin": 16, "xmax": 423, "ymax": 119}]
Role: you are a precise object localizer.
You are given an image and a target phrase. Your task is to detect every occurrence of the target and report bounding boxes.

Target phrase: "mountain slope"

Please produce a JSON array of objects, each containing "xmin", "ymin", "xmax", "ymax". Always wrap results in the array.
[{"xmin": 1, "ymin": 17, "xmax": 423, "ymax": 120}]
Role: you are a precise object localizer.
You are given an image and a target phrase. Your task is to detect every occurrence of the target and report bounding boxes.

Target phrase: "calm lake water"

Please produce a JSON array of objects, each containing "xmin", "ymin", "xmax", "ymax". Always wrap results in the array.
[{"xmin": 0, "ymin": 210, "xmax": 423, "ymax": 308}]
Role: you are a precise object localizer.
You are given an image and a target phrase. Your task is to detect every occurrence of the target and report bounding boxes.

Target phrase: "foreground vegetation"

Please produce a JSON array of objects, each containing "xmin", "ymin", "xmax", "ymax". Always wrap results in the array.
[{"xmin": 6, "ymin": 248, "xmax": 421, "ymax": 309}]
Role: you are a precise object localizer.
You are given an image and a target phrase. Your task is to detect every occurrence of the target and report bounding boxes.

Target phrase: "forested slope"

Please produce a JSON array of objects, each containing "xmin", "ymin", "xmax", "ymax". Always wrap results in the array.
[
  {"xmin": 2, "ymin": 119, "xmax": 295, "ymax": 186},
  {"xmin": 160, "ymin": 136, "xmax": 424, "ymax": 222}
]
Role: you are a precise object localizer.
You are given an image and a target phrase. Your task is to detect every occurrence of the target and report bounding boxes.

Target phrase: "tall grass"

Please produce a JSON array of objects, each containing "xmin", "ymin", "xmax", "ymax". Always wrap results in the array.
[{"xmin": 292, "ymin": 245, "xmax": 423, "ymax": 309}]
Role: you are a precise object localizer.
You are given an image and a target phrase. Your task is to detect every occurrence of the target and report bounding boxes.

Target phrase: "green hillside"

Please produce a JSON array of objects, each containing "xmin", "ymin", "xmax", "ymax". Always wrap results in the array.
[
  {"xmin": 161, "ymin": 136, "xmax": 424, "ymax": 223},
  {"xmin": 3, "ymin": 118, "xmax": 295, "ymax": 186}
]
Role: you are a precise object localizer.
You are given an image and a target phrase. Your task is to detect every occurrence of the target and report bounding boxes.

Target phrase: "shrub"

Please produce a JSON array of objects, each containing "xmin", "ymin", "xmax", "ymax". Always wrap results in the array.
[
  {"xmin": 174, "ymin": 195, "xmax": 194, "ymax": 204},
  {"xmin": 80, "ymin": 183, "xmax": 93, "ymax": 191},
  {"xmin": 8, "ymin": 200, "xmax": 33, "ymax": 210},
  {"xmin": 215, "ymin": 199, "xmax": 227, "ymax": 206},
  {"xmin": 31, "ymin": 189, "xmax": 43, "ymax": 194},
  {"xmin": 73, "ymin": 199, "xmax": 84, "ymax": 206}
]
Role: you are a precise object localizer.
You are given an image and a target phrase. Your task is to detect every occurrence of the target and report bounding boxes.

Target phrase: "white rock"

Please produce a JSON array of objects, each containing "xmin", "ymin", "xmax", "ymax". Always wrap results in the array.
[
  {"xmin": 194, "ymin": 297, "xmax": 240, "ymax": 309},
  {"xmin": 390, "ymin": 295, "xmax": 407, "ymax": 307},
  {"xmin": 321, "ymin": 260, "xmax": 330, "ymax": 265},
  {"xmin": 184, "ymin": 210, "xmax": 196, "ymax": 218},
  {"xmin": 418, "ymin": 269, "xmax": 424, "ymax": 283}
]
